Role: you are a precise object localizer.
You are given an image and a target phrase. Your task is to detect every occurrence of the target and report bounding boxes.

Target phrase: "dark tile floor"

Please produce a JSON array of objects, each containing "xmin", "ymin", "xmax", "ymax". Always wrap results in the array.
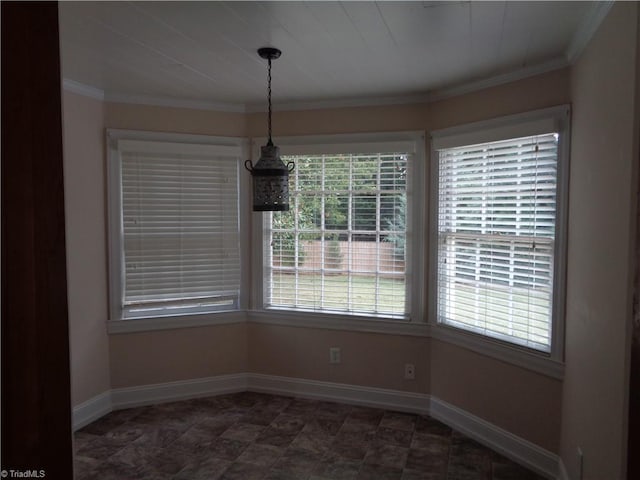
[{"xmin": 74, "ymin": 392, "xmax": 546, "ymax": 480}]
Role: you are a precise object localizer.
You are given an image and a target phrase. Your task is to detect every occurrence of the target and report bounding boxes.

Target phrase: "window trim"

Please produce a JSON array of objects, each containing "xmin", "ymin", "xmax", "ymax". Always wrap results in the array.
[
  {"xmin": 106, "ymin": 129, "xmax": 250, "ymax": 330},
  {"xmin": 428, "ymin": 105, "xmax": 570, "ymax": 365},
  {"xmin": 250, "ymin": 131, "xmax": 426, "ymax": 325}
]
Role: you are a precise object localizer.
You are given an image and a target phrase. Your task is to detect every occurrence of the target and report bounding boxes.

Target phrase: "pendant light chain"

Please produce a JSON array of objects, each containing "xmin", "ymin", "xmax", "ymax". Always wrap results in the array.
[
  {"xmin": 267, "ymin": 57, "xmax": 273, "ymax": 146},
  {"xmin": 246, "ymin": 46, "xmax": 291, "ymax": 212}
]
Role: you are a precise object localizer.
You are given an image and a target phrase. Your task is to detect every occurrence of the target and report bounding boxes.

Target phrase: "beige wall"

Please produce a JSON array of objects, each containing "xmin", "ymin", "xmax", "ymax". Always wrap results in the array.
[
  {"xmin": 63, "ymin": 92, "xmax": 111, "ymax": 405},
  {"xmin": 562, "ymin": 3, "xmax": 640, "ymax": 479},
  {"xmin": 427, "ymin": 68, "xmax": 570, "ymax": 131},
  {"xmin": 104, "ymin": 102, "xmax": 247, "ymax": 137},
  {"xmin": 247, "ymin": 103, "xmax": 427, "ymax": 138},
  {"xmin": 430, "ymin": 340, "xmax": 561, "ymax": 452},
  {"xmin": 248, "ymin": 324, "xmax": 429, "ymax": 394},
  {"xmin": 64, "ymin": 68, "xmax": 573, "ymax": 453},
  {"xmin": 110, "ymin": 323, "xmax": 248, "ymax": 388}
]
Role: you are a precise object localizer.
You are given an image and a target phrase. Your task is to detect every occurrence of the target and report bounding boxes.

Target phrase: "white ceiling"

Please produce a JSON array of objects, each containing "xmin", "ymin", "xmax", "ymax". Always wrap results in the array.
[{"xmin": 58, "ymin": 1, "xmax": 611, "ymax": 111}]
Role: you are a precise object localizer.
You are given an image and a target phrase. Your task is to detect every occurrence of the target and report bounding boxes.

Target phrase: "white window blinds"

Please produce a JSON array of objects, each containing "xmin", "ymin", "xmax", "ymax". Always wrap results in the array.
[
  {"xmin": 436, "ymin": 133, "xmax": 558, "ymax": 351},
  {"xmin": 267, "ymin": 152, "xmax": 410, "ymax": 318},
  {"xmin": 117, "ymin": 140, "xmax": 240, "ymax": 318}
]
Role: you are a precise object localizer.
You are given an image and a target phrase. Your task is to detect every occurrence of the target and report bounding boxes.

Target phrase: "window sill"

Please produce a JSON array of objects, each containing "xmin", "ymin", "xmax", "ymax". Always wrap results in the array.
[
  {"xmin": 107, "ymin": 310, "xmax": 247, "ymax": 334},
  {"xmin": 430, "ymin": 324, "xmax": 564, "ymax": 379},
  {"xmin": 247, "ymin": 309, "xmax": 430, "ymax": 337}
]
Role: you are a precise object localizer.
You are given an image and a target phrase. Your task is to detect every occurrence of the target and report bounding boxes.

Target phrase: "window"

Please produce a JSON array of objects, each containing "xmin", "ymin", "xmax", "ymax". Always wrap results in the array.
[
  {"xmin": 256, "ymin": 133, "xmax": 424, "ymax": 321},
  {"xmin": 430, "ymin": 106, "xmax": 569, "ymax": 356},
  {"xmin": 107, "ymin": 131, "xmax": 245, "ymax": 321}
]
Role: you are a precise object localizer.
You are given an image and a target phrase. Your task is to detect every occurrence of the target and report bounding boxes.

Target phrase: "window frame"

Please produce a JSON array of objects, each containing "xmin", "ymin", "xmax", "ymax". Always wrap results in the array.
[
  {"xmin": 250, "ymin": 131, "xmax": 426, "ymax": 327},
  {"xmin": 428, "ymin": 106, "xmax": 570, "ymax": 369},
  {"xmin": 106, "ymin": 129, "xmax": 250, "ymax": 333}
]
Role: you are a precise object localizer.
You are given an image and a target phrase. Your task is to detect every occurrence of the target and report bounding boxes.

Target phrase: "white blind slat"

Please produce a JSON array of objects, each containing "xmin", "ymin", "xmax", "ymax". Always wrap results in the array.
[
  {"xmin": 437, "ymin": 132, "xmax": 558, "ymax": 352},
  {"xmin": 120, "ymin": 145, "xmax": 240, "ymax": 315}
]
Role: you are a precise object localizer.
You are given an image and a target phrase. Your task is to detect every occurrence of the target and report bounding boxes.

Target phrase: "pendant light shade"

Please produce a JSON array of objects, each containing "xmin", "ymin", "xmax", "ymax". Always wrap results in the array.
[
  {"xmin": 245, "ymin": 47, "xmax": 294, "ymax": 212},
  {"xmin": 245, "ymin": 143, "xmax": 293, "ymax": 211}
]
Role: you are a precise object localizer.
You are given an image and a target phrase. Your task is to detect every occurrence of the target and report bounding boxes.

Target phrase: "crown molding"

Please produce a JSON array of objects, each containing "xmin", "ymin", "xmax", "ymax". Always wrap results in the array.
[
  {"xmin": 104, "ymin": 91, "xmax": 247, "ymax": 113},
  {"xmin": 63, "ymin": 57, "xmax": 568, "ymax": 114},
  {"xmin": 427, "ymin": 57, "xmax": 569, "ymax": 103},
  {"xmin": 566, "ymin": 0, "xmax": 614, "ymax": 63},
  {"xmin": 245, "ymin": 92, "xmax": 432, "ymax": 113},
  {"xmin": 256, "ymin": 57, "xmax": 570, "ymax": 112},
  {"xmin": 62, "ymin": 78, "xmax": 105, "ymax": 101},
  {"xmin": 63, "ymin": 78, "xmax": 246, "ymax": 112}
]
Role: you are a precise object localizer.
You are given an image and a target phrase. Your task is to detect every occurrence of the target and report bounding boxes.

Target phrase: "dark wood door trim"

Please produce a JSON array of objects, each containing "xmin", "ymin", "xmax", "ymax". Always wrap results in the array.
[{"xmin": 1, "ymin": 2, "xmax": 73, "ymax": 477}]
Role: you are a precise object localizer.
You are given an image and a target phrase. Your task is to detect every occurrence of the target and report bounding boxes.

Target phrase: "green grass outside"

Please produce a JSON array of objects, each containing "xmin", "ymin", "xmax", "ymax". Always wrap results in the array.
[
  {"xmin": 442, "ymin": 283, "xmax": 551, "ymax": 348},
  {"xmin": 270, "ymin": 273, "xmax": 406, "ymax": 316},
  {"xmin": 270, "ymin": 273, "xmax": 551, "ymax": 349}
]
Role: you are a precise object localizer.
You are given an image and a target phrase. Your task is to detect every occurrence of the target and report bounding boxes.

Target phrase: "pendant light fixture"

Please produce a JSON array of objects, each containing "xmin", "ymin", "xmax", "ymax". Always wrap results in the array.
[{"xmin": 245, "ymin": 47, "xmax": 294, "ymax": 212}]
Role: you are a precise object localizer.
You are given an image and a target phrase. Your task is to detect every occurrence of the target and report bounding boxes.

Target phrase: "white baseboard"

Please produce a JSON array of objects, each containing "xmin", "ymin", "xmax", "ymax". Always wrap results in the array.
[
  {"xmin": 429, "ymin": 397, "xmax": 559, "ymax": 479},
  {"xmin": 72, "ymin": 373, "xmax": 561, "ymax": 479},
  {"xmin": 72, "ymin": 391, "xmax": 112, "ymax": 431},
  {"xmin": 72, "ymin": 374, "xmax": 430, "ymax": 428},
  {"xmin": 246, "ymin": 373, "xmax": 430, "ymax": 414},
  {"xmin": 110, "ymin": 373, "xmax": 248, "ymax": 410}
]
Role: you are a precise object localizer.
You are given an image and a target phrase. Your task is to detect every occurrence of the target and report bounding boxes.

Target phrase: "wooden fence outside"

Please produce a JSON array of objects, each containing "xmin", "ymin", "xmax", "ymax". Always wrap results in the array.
[{"xmin": 274, "ymin": 240, "xmax": 405, "ymax": 274}]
